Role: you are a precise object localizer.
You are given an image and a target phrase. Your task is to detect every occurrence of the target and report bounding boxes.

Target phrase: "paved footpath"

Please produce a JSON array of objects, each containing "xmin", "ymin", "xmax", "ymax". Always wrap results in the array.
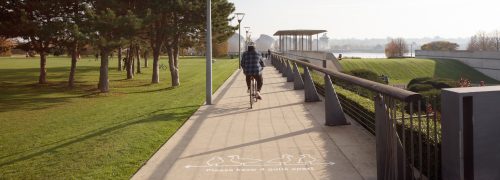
[{"xmin": 132, "ymin": 60, "xmax": 376, "ymax": 180}]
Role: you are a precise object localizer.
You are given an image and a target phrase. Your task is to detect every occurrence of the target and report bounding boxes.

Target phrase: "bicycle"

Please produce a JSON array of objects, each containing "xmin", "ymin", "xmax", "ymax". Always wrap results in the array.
[
  {"xmin": 159, "ymin": 64, "xmax": 168, "ymax": 70},
  {"xmin": 249, "ymin": 76, "xmax": 258, "ymax": 109}
]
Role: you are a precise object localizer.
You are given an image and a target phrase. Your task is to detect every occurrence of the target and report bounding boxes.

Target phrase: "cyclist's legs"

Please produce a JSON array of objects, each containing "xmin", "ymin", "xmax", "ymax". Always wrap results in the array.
[
  {"xmin": 245, "ymin": 75, "xmax": 252, "ymax": 90},
  {"xmin": 256, "ymin": 75, "xmax": 263, "ymax": 91}
]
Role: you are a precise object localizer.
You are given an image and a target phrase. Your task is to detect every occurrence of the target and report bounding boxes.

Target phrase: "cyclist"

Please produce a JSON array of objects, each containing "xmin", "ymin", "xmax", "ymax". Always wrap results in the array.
[{"xmin": 241, "ymin": 44, "xmax": 264, "ymax": 100}]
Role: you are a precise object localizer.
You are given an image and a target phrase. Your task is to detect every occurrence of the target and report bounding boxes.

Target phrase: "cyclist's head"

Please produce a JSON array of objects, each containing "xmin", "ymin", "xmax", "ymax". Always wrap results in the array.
[
  {"xmin": 247, "ymin": 45, "xmax": 255, "ymax": 52},
  {"xmin": 247, "ymin": 42, "xmax": 256, "ymax": 52}
]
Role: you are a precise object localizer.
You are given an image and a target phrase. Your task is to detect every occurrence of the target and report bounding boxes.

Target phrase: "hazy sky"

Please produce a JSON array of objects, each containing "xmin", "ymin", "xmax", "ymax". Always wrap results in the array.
[{"xmin": 228, "ymin": 0, "xmax": 500, "ymax": 39}]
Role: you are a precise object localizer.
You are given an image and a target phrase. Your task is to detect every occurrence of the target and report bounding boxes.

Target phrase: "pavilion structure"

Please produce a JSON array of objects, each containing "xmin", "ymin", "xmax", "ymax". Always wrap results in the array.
[{"xmin": 273, "ymin": 30, "xmax": 326, "ymax": 52}]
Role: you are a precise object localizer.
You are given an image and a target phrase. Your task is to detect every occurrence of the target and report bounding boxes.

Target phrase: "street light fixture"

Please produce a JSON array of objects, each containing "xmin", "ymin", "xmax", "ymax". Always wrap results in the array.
[
  {"xmin": 244, "ymin": 27, "xmax": 251, "ymax": 44},
  {"xmin": 235, "ymin": 13, "xmax": 245, "ymax": 69}
]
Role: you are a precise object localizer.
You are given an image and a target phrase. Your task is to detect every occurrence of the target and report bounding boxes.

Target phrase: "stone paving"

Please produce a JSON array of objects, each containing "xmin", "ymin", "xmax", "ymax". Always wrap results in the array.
[{"xmin": 132, "ymin": 60, "xmax": 376, "ymax": 180}]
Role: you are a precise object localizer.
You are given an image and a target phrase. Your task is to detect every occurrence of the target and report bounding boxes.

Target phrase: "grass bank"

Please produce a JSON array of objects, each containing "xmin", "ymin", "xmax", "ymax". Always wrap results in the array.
[
  {"xmin": 340, "ymin": 58, "xmax": 498, "ymax": 85},
  {"xmin": 0, "ymin": 56, "xmax": 237, "ymax": 179}
]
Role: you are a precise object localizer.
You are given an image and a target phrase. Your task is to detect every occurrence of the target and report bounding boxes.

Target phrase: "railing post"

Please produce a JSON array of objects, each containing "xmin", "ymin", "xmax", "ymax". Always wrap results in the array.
[
  {"xmin": 270, "ymin": 55, "xmax": 275, "ymax": 66},
  {"xmin": 286, "ymin": 61, "xmax": 294, "ymax": 82},
  {"xmin": 281, "ymin": 59, "xmax": 287, "ymax": 77},
  {"xmin": 375, "ymin": 95, "xmax": 389, "ymax": 180},
  {"xmin": 277, "ymin": 58, "xmax": 283, "ymax": 73},
  {"xmin": 292, "ymin": 63, "xmax": 304, "ymax": 90},
  {"xmin": 324, "ymin": 75, "xmax": 349, "ymax": 126},
  {"xmin": 375, "ymin": 95, "xmax": 406, "ymax": 180},
  {"xmin": 275, "ymin": 57, "xmax": 280, "ymax": 71},
  {"xmin": 303, "ymin": 67, "xmax": 320, "ymax": 102}
]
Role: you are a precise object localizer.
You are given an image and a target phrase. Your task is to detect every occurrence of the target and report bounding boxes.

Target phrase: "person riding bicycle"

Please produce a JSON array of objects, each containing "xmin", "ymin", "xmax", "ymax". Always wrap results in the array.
[{"xmin": 241, "ymin": 43, "xmax": 264, "ymax": 100}]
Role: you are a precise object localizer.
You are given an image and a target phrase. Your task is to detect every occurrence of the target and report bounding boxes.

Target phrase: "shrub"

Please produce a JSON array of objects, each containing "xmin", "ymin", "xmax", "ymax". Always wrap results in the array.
[
  {"xmin": 408, "ymin": 84, "xmax": 434, "ymax": 92},
  {"xmin": 335, "ymin": 69, "xmax": 385, "ymax": 98},
  {"xmin": 407, "ymin": 77, "xmax": 454, "ymax": 89},
  {"xmin": 344, "ymin": 69, "xmax": 385, "ymax": 83},
  {"xmin": 407, "ymin": 77, "xmax": 455, "ymax": 113},
  {"xmin": 408, "ymin": 77, "xmax": 433, "ymax": 87}
]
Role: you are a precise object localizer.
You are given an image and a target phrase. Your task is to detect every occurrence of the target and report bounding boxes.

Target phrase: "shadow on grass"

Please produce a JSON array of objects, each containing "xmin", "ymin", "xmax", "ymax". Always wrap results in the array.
[
  {"xmin": 0, "ymin": 66, "xmax": 98, "ymax": 84},
  {"xmin": 128, "ymin": 86, "xmax": 176, "ymax": 94},
  {"xmin": 0, "ymin": 106, "xmax": 198, "ymax": 168},
  {"xmin": 431, "ymin": 58, "xmax": 499, "ymax": 84},
  {"xmin": 0, "ymin": 66, "xmax": 176, "ymax": 112}
]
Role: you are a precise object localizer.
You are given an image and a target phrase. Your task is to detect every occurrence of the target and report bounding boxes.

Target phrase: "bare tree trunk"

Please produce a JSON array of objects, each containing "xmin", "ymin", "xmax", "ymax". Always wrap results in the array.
[
  {"xmin": 68, "ymin": 43, "xmax": 78, "ymax": 87},
  {"xmin": 118, "ymin": 47, "xmax": 122, "ymax": 71},
  {"xmin": 144, "ymin": 50, "xmax": 148, "ymax": 68},
  {"xmin": 39, "ymin": 52, "xmax": 47, "ymax": 84},
  {"xmin": 167, "ymin": 47, "xmax": 180, "ymax": 87},
  {"xmin": 131, "ymin": 47, "xmax": 135, "ymax": 76},
  {"xmin": 126, "ymin": 47, "xmax": 133, "ymax": 79},
  {"xmin": 151, "ymin": 48, "xmax": 160, "ymax": 83},
  {"xmin": 98, "ymin": 50, "xmax": 110, "ymax": 92},
  {"xmin": 173, "ymin": 45, "xmax": 180, "ymax": 86},
  {"xmin": 136, "ymin": 46, "xmax": 141, "ymax": 74}
]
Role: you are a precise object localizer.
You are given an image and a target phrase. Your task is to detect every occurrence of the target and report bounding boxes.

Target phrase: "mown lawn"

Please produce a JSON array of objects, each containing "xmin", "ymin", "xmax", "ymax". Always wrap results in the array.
[
  {"xmin": 340, "ymin": 58, "xmax": 499, "ymax": 85},
  {"xmin": 0, "ymin": 56, "xmax": 237, "ymax": 179}
]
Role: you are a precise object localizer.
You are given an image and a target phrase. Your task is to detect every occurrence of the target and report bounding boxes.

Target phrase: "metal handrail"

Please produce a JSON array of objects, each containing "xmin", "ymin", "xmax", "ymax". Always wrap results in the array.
[
  {"xmin": 271, "ymin": 51, "xmax": 440, "ymax": 179},
  {"xmin": 273, "ymin": 53, "xmax": 422, "ymax": 102},
  {"xmin": 283, "ymin": 52, "xmax": 327, "ymax": 62}
]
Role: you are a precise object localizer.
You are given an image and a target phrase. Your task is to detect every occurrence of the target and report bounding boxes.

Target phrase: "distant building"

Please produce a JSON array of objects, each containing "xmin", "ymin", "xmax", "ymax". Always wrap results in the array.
[
  {"xmin": 254, "ymin": 34, "xmax": 275, "ymax": 52},
  {"xmin": 319, "ymin": 33, "xmax": 329, "ymax": 51},
  {"xmin": 228, "ymin": 33, "xmax": 244, "ymax": 55}
]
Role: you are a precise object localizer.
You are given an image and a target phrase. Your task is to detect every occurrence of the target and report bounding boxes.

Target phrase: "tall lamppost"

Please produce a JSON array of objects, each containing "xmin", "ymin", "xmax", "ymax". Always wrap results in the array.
[
  {"xmin": 206, "ymin": 0, "xmax": 213, "ymax": 104},
  {"xmin": 235, "ymin": 13, "xmax": 245, "ymax": 69}
]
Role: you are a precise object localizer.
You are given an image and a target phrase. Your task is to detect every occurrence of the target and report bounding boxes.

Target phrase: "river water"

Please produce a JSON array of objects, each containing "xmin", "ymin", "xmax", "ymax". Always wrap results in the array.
[{"xmin": 333, "ymin": 52, "xmax": 413, "ymax": 59}]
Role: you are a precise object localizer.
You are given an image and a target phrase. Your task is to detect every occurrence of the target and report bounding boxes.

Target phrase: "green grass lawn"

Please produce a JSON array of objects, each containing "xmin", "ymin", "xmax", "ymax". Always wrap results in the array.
[
  {"xmin": 0, "ymin": 56, "xmax": 238, "ymax": 179},
  {"xmin": 340, "ymin": 58, "xmax": 499, "ymax": 85}
]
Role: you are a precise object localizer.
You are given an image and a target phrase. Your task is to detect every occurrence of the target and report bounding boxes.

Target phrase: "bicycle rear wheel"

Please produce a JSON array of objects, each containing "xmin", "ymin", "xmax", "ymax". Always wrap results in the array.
[{"xmin": 249, "ymin": 78, "xmax": 255, "ymax": 108}]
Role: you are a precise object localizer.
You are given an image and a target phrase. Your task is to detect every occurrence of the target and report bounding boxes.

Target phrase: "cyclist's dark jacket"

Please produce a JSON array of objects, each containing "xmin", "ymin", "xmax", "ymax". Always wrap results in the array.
[{"xmin": 241, "ymin": 50, "xmax": 263, "ymax": 76}]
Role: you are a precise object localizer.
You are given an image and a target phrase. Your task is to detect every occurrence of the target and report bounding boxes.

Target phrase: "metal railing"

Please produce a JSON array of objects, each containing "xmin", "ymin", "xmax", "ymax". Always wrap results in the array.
[{"xmin": 270, "ymin": 52, "xmax": 442, "ymax": 180}]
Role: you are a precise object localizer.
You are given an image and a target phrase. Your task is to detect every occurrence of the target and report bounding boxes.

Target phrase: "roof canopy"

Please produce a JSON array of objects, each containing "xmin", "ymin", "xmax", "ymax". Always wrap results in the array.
[{"xmin": 273, "ymin": 30, "xmax": 327, "ymax": 36}]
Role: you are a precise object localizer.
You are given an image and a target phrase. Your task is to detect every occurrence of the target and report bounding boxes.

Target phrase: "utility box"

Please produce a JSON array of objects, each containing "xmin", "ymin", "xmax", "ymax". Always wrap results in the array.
[{"xmin": 441, "ymin": 86, "xmax": 500, "ymax": 180}]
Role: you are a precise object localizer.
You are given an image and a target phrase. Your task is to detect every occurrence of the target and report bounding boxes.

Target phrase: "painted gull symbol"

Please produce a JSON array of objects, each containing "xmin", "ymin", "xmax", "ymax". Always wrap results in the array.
[
  {"xmin": 297, "ymin": 154, "xmax": 316, "ymax": 165},
  {"xmin": 227, "ymin": 155, "xmax": 262, "ymax": 166},
  {"xmin": 206, "ymin": 156, "xmax": 224, "ymax": 166},
  {"xmin": 266, "ymin": 154, "xmax": 294, "ymax": 165}
]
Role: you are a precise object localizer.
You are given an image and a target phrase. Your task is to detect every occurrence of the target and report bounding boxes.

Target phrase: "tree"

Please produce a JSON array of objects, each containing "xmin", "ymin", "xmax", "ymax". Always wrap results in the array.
[
  {"xmin": 385, "ymin": 38, "xmax": 408, "ymax": 58},
  {"xmin": 421, "ymin": 41, "xmax": 459, "ymax": 51},
  {"xmin": 0, "ymin": 0, "xmax": 68, "ymax": 84},
  {"xmin": 87, "ymin": 1, "xmax": 142, "ymax": 92},
  {"xmin": 140, "ymin": 0, "xmax": 175, "ymax": 84},
  {"xmin": 139, "ymin": 0, "xmax": 235, "ymax": 86},
  {"xmin": 213, "ymin": 41, "xmax": 228, "ymax": 57},
  {"xmin": 117, "ymin": 47, "xmax": 123, "ymax": 71},
  {"xmin": 492, "ymin": 30, "xmax": 500, "ymax": 51},
  {"xmin": 467, "ymin": 31, "xmax": 496, "ymax": 51},
  {"xmin": 58, "ymin": 1, "xmax": 92, "ymax": 88},
  {"xmin": 0, "ymin": 37, "xmax": 15, "ymax": 56},
  {"xmin": 165, "ymin": 0, "xmax": 236, "ymax": 86}
]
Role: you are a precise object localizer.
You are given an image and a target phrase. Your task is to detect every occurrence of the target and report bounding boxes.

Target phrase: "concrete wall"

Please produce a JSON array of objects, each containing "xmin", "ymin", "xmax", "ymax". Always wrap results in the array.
[
  {"xmin": 441, "ymin": 86, "xmax": 500, "ymax": 180},
  {"xmin": 285, "ymin": 50, "xmax": 343, "ymax": 72},
  {"xmin": 416, "ymin": 50, "xmax": 500, "ymax": 81}
]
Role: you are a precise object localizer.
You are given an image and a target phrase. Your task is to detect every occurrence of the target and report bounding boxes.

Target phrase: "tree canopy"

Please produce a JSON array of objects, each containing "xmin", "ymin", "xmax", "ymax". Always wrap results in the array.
[
  {"xmin": 0, "ymin": 0, "xmax": 236, "ymax": 92},
  {"xmin": 385, "ymin": 38, "xmax": 408, "ymax": 58},
  {"xmin": 421, "ymin": 41, "xmax": 459, "ymax": 51}
]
